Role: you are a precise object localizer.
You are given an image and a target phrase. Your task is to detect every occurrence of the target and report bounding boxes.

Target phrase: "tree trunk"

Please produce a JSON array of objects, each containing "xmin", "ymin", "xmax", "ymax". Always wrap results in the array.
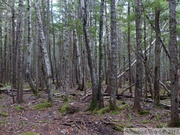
[
  {"xmin": 72, "ymin": 0, "xmax": 84, "ymax": 91},
  {"xmin": 109, "ymin": 0, "xmax": 117, "ymax": 110},
  {"xmin": 26, "ymin": 0, "xmax": 37, "ymax": 95},
  {"xmin": 169, "ymin": 0, "xmax": 179, "ymax": 127},
  {"xmin": 11, "ymin": 0, "xmax": 17, "ymax": 89},
  {"xmin": 0, "ymin": 0, "xmax": 2, "ymax": 84},
  {"xmin": 63, "ymin": 0, "xmax": 70, "ymax": 100},
  {"xmin": 98, "ymin": 0, "xmax": 105, "ymax": 108},
  {"xmin": 16, "ymin": 0, "xmax": 24, "ymax": 103},
  {"xmin": 127, "ymin": 0, "xmax": 132, "ymax": 94},
  {"xmin": 51, "ymin": 0, "xmax": 59, "ymax": 87},
  {"xmin": 35, "ymin": 0, "xmax": 52, "ymax": 102},
  {"xmin": 82, "ymin": 0, "xmax": 99, "ymax": 110},
  {"xmin": 154, "ymin": 6, "xmax": 161, "ymax": 106},
  {"xmin": 133, "ymin": 0, "xmax": 142, "ymax": 111}
]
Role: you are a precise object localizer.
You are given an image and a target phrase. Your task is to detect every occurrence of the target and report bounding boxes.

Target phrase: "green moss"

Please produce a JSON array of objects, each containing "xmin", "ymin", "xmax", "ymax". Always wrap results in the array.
[
  {"xmin": 85, "ymin": 100, "xmax": 98, "ymax": 112},
  {"xmin": 15, "ymin": 106, "xmax": 25, "ymax": 111},
  {"xmin": 141, "ymin": 120, "xmax": 151, "ymax": 124},
  {"xmin": 32, "ymin": 101, "xmax": 53, "ymax": 110},
  {"xmin": 85, "ymin": 82, "xmax": 92, "ymax": 87},
  {"xmin": 114, "ymin": 125, "xmax": 124, "ymax": 132},
  {"xmin": 112, "ymin": 110, "xmax": 120, "ymax": 115},
  {"xmin": 0, "ymin": 95, "xmax": 3, "ymax": 99},
  {"xmin": 98, "ymin": 107, "xmax": 110, "ymax": 116},
  {"xmin": 128, "ymin": 113, "xmax": 132, "ymax": 122},
  {"xmin": 118, "ymin": 104, "xmax": 127, "ymax": 111},
  {"xmin": 59, "ymin": 102, "xmax": 69, "ymax": 114},
  {"xmin": 157, "ymin": 123, "xmax": 168, "ymax": 128},
  {"xmin": 0, "ymin": 120, "xmax": 9, "ymax": 125},
  {"xmin": 156, "ymin": 115, "xmax": 161, "ymax": 120},
  {"xmin": 18, "ymin": 132, "xmax": 39, "ymax": 135},
  {"xmin": 0, "ymin": 112, "xmax": 9, "ymax": 117},
  {"xmin": 138, "ymin": 110, "xmax": 150, "ymax": 115},
  {"xmin": 62, "ymin": 96, "xmax": 68, "ymax": 103},
  {"xmin": 0, "ymin": 85, "xmax": 11, "ymax": 90},
  {"xmin": 0, "ymin": 105, "xmax": 5, "ymax": 109},
  {"xmin": 114, "ymin": 124, "xmax": 132, "ymax": 132}
]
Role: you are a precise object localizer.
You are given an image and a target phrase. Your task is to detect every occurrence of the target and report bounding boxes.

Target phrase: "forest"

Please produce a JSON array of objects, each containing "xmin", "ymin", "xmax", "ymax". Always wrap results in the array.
[{"xmin": 0, "ymin": 0, "xmax": 180, "ymax": 134}]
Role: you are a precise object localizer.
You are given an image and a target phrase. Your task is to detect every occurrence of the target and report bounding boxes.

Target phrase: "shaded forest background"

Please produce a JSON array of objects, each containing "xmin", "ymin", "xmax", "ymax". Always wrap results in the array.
[{"xmin": 0, "ymin": 0, "xmax": 180, "ymax": 129}]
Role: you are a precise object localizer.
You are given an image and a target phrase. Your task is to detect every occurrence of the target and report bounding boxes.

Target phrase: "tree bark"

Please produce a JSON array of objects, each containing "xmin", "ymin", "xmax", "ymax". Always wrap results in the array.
[
  {"xmin": 154, "ymin": 6, "xmax": 161, "ymax": 106},
  {"xmin": 26, "ymin": 0, "xmax": 37, "ymax": 95},
  {"xmin": 11, "ymin": 0, "xmax": 17, "ymax": 89},
  {"xmin": 109, "ymin": 0, "xmax": 117, "ymax": 110},
  {"xmin": 127, "ymin": 0, "xmax": 132, "ymax": 94},
  {"xmin": 16, "ymin": 0, "xmax": 24, "ymax": 103},
  {"xmin": 35, "ymin": 0, "xmax": 52, "ymax": 102},
  {"xmin": 169, "ymin": 0, "xmax": 179, "ymax": 127},
  {"xmin": 133, "ymin": 0, "xmax": 142, "ymax": 111},
  {"xmin": 82, "ymin": 0, "xmax": 99, "ymax": 110},
  {"xmin": 0, "ymin": 0, "xmax": 2, "ymax": 84},
  {"xmin": 98, "ymin": 0, "xmax": 105, "ymax": 108}
]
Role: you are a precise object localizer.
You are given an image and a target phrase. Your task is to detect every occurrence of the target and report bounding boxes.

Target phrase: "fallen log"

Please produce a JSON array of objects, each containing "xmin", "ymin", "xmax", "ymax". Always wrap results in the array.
[
  {"xmin": 120, "ymin": 83, "xmax": 135, "ymax": 95},
  {"xmin": 159, "ymin": 81, "xmax": 170, "ymax": 95}
]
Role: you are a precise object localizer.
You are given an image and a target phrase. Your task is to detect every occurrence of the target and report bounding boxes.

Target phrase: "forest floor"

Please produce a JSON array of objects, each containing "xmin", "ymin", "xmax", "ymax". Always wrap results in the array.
[{"xmin": 0, "ymin": 85, "xmax": 171, "ymax": 135}]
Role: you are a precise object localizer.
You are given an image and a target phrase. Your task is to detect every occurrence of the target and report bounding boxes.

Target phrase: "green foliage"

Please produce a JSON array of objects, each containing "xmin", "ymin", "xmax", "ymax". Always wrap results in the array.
[
  {"xmin": 90, "ymin": 26, "xmax": 98, "ymax": 38},
  {"xmin": 18, "ymin": 132, "xmax": 39, "ymax": 135},
  {"xmin": 0, "ymin": 112, "xmax": 9, "ymax": 117},
  {"xmin": 32, "ymin": 101, "xmax": 53, "ymax": 110},
  {"xmin": 15, "ymin": 105, "xmax": 25, "ymax": 111}
]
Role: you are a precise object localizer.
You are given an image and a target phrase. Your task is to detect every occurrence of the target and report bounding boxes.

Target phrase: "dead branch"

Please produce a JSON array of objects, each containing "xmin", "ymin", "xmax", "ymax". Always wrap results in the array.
[
  {"xmin": 80, "ymin": 93, "xmax": 92, "ymax": 100},
  {"xmin": 159, "ymin": 81, "xmax": 170, "ymax": 95},
  {"xmin": 120, "ymin": 83, "xmax": 135, "ymax": 95}
]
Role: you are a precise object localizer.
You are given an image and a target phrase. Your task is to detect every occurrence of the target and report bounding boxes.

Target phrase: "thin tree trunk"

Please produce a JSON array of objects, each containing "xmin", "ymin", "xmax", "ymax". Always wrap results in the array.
[
  {"xmin": 16, "ymin": 0, "xmax": 24, "ymax": 103},
  {"xmin": 127, "ymin": 0, "xmax": 132, "ymax": 94},
  {"xmin": 35, "ymin": 0, "xmax": 52, "ymax": 102},
  {"xmin": 97, "ymin": 0, "xmax": 105, "ymax": 108},
  {"xmin": 51, "ymin": 0, "xmax": 59, "ymax": 87},
  {"xmin": 63, "ymin": 0, "xmax": 70, "ymax": 100},
  {"xmin": 82, "ymin": 0, "xmax": 99, "ymax": 110},
  {"xmin": 154, "ymin": 7, "xmax": 161, "ymax": 106},
  {"xmin": 0, "ymin": 0, "xmax": 2, "ymax": 84},
  {"xmin": 133, "ymin": 0, "xmax": 142, "ymax": 111},
  {"xmin": 72, "ymin": 0, "xmax": 84, "ymax": 91},
  {"xmin": 11, "ymin": 0, "xmax": 17, "ymax": 89},
  {"xmin": 109, "ymin": 0, "xmax": 117, "ymax": 110},
  {"xmin": 26, "ymin": 0, "xmax": 37, "ymax": 95}
]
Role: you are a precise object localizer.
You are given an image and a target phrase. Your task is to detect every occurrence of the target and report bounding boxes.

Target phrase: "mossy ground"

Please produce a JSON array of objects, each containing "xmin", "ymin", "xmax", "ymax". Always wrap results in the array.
[
  {"xmin": 18, "ymin": 132, "xmax": 39, "ymax": 135},
  {"xmin": 32, "ymin": 100, "xmax": 53, "ymax": 110}
]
